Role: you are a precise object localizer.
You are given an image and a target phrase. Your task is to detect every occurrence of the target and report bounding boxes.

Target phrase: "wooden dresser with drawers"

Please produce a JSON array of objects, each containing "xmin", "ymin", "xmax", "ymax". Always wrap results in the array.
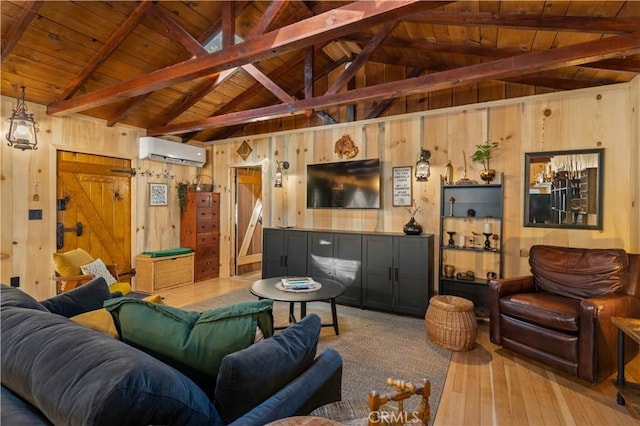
[{"xmin": 180, "ymin": 191, "xmax": 220, "ymax": 281}]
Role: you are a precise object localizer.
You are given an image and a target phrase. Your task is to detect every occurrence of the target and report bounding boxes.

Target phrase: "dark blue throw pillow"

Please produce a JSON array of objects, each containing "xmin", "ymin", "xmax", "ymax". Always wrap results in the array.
[
  {"xmin": 0, "ymin": 284, "xmax": 48, "ymax": 312},
  {"xmin": 214, "ymin": 314, "xmax": 321, "ymax": 423},
  {"xmin": 40, "ymin": 277, "xmax": 112, "ymax": 318}
]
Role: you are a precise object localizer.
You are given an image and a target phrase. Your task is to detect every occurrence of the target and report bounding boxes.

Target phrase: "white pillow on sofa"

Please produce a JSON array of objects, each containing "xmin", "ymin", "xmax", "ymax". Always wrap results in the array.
[{"xmin": 80, "ymin": 259, "xmax": 117, "ymax": 285}]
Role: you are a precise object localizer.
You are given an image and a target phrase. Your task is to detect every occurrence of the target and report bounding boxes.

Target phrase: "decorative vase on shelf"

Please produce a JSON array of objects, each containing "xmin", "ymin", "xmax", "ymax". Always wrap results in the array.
[
  {"xmin": 444, "ymin": 160, "xmax": 454, "ymax": 185},
  {"xmin": 480, "ymin": 168, "xmax": 496, "ymax": 184},
  {"xmin": 403, "ymin": 217, "xmax": 423, "ymax": 235}
]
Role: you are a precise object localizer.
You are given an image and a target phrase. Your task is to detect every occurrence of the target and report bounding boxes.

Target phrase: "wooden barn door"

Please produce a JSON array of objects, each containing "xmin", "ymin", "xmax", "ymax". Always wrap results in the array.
[
  {"xmin": 56, "ymin": 151, "xmax": 133, "ymax": 280},
  {"xmin": 235, "ymin": 167, "xmax": 262, "ymax": 276}
]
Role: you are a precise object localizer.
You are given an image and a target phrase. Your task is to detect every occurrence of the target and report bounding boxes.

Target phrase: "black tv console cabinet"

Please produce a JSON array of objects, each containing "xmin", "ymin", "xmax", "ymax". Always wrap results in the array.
[{"xmin": 262, "ymin": 228, "xmax": 434, "ymax": 316}]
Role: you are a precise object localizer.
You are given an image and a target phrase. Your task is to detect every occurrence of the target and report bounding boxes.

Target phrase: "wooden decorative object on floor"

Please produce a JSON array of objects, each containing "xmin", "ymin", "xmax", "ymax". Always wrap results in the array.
[
  {"xmin": 425, "ymin": 295, "xmax": 477, "ymax": 351},
  {"xmin": 368, "ymin": 377, "xmax": 430, "ymax": 426}
]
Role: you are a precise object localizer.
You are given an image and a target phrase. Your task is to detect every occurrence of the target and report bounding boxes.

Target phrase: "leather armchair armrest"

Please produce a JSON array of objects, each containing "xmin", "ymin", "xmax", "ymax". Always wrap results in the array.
[
  {"xmin": 579, "ymin": 294, "xmax": 640, "ymax": 383},
  {"xmin": 488, "ymin": 276, "xmax": 535, "ymax": 345}
]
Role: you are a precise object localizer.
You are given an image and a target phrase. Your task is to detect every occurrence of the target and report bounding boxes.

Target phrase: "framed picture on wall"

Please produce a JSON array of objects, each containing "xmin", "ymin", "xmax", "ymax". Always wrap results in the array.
[
  {"xmin": 392, "ymin": 166, "xmax": 413, "ymax": 206},
  {"xmin": 149, "ymin": 183, "xmax": 168, "ymax": 206}
]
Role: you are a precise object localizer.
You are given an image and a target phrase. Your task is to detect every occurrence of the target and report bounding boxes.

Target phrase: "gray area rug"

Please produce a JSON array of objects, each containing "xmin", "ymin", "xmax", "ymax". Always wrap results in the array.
[{"xmin": 187, "ymin": 289, "xmax": 451, "ymax": 424}]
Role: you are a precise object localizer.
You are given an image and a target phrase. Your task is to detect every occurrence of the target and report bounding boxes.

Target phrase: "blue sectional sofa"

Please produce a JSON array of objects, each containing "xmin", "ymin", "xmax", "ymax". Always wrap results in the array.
[{"xmin": 0, "ymin": 280, "xmax": 342, "ymax": 425}]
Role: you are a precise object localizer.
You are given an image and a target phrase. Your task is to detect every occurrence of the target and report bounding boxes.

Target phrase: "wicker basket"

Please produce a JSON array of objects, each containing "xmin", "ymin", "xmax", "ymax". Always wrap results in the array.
[{"xmin": 425, "ymin": 295, "xmax": 477, "ymax": 351}]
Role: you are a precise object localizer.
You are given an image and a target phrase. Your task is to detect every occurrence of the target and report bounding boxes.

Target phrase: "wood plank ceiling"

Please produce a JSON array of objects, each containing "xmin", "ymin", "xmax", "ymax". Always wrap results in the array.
[{"xmin": 1, "ymin": 1, "xmax": 639, "ymax": 143}]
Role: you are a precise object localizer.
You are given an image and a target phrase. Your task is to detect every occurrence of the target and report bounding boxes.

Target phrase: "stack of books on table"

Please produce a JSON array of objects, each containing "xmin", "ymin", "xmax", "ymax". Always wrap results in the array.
[{"xmin": 281, "ymin": 277, "xmax": 316, "ymax": 290}]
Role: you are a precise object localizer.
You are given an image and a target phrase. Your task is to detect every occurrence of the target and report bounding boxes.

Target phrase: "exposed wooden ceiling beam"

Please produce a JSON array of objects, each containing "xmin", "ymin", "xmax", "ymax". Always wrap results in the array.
[
  {"xmin": 304, "ymin": 46, "xmax": 314, "ymax": 116},
  {"xmin": 221, "ymin": 1, "xmax": 234, "ymax": 48},
  {"xmin": 148, "ymin": 1, "xmax": 289, "ymax": 130},
  {"xmin": 184, "ymin": 46, "xmax": 347, "ymax": 142},
  {"xmin": 107, "ymin": 93, "xmax": 151, "ymax": 127},
  {"xmin": 366, "ymin": 67, "xmax": 426, "ymax": 119},
  {"xmin": 148, "ymin": 31, "xmax": 640, "ymax": 136},
  {"xmin": 59, "ymin": 0, "xmax": 152, "ymax": 101},
  {"xmin": 243, "ymin": 63, "xmax": 296, "ymax": 102},
  {"xmin": 47, "ymin": 0, "xmax": 432, "ymax": 116},
  {"xmin": 325, "ymin": 19, "xmax": 399, "ymax": 96},
  {"xmin": 408, "ymin": 11, "xmax": 640, "ymax": 34},
  {"xmin": 1, "ymin": 0, "xmax": 43, "ymax": 65},
  {"xmin": 146, "ymin": 5, "xmax": 207, "ymax": 57}
]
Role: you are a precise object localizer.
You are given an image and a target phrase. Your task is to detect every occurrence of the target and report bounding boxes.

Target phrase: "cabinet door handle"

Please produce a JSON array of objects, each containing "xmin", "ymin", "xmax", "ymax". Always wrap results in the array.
[
  {"xmin": 395, "ymin": 268, "xmax": 399, "ymax": 282},
  {"xmin": 284, "ymin": 255, "xmax": 288, "ymax": 267}
]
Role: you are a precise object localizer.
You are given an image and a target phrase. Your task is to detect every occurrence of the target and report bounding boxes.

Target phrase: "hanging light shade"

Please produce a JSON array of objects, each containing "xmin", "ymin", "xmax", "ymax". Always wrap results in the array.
[
  {"xmin": 415, "ymin": 149, "xmax": 431, "ymax": 181},
  {"xmin": 6, "ymin": 86, "xmax": 38, "ymax": 151},
  {"xmin": 274, "ymin": 161, "xmax": 289, "ymax": 187}
]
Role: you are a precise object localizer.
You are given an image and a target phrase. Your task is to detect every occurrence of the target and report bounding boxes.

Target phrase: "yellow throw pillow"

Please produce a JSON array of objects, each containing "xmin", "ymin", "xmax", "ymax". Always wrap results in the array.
[
  {"xmin": 71, "ymin": 295, "xmax": 164, "ymax": 338},
  {"xmin": 52, "ymin": 248, "xmax": 95, "ymax": 276}
]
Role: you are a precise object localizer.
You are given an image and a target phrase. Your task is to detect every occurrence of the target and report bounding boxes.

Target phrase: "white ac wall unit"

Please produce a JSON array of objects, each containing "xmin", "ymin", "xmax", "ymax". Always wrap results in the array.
[{"xmin": 139, "ymin": 137, "xmax": 205, "ymax": 167}]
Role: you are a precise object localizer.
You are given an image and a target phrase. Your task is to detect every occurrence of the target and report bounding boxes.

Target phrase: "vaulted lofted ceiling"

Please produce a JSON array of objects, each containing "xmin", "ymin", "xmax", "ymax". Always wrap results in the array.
[{"xmin": 2, "ymin": 1, "xmax": 639, "ymax": 143}]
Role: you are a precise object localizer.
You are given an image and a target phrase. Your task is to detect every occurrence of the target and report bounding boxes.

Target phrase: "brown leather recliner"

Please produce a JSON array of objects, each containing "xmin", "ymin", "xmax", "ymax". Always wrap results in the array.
[{"xmin": 489, "ymin": 245, "xmax": 640, "ymax": 384}]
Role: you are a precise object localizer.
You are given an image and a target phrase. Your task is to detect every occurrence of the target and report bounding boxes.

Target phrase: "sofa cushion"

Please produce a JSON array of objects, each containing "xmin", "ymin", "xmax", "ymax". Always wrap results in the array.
[
  {"xmin": 1, "ymin": 386, "xmax": 51, "ymax": 425},
  {"xmin": 529, "ymin": 245, "xmax": 629, "ymax": 299},
  {"xmin": 0, "ymin": 284, "xmax": 48, "ymax": 312},
  {"xmin": 52, "ymin": 247, "xmax": 94, "ymax": 276},
  {"xmin": 72, "ymin": 295, "xmax": 164, "ymax": 338},
  {"xmin": 1, "ymin": 306, "xmax": 223, "ymax": 426},
  {"xmin": 40, "ymin": 277, "xmax": 112, "ymax": 318},
  {"xmin": 80, "ymin": 258, "xmax": 117, "ymax": 285},
  {"xmin": 104, "ymin": 298, "xmax": 274, "ymax": 395},
  {"xmin": 214, "ymin": 313, "xmax": 321, "ymax": 423}
]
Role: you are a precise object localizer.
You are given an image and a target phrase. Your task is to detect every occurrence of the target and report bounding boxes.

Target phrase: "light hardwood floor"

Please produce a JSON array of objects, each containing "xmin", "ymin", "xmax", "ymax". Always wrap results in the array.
[{"xmin": 158, "ymin": 277, "xmax": 640, "ymax": 425}]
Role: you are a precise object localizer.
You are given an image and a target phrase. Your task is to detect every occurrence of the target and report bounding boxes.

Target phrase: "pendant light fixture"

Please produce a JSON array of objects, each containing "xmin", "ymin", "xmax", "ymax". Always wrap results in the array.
[{"xmin": 6, "ymin": 86, "xmax": 38, "ymax": 151}]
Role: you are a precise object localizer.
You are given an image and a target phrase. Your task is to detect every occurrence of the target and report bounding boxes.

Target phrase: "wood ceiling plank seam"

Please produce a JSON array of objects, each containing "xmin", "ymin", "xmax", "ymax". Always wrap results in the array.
[
  {"xmin": 0, "ymin": 0, "xmax": 43, "ymax": 65},
  {"xmin": 36, "ymin": 1, "xmax": 120, "ymax": 42},
  {"xmin": 59, "ymin": 0, "xmax": 153, "ymax": 101},
  {"xmin": 408, "ymin": 11, "xmax": 638, "ymax": 33},
  {"xmin": 46, "ymin": 0, "xmax": 433, "ymax": 116},
  {"xmin": 148, "ymin": 30, "xmax": 640, "ymax": 136}
]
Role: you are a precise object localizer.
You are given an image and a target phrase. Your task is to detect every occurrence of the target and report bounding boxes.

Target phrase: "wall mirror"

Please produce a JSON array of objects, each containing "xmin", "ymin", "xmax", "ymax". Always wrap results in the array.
[{"xmin": 524, "ymin": 148, "xmax": 604, "ymax": 229}]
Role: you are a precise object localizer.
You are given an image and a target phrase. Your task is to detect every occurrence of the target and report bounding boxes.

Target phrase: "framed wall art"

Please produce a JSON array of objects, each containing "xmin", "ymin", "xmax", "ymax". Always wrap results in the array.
[
  {"xmin": 149, "ymin": 183, "xmax": 168, "ymax": 206},
  {"xmin": 392, "ymin": 166, "xmax": 412, "ymax": 206}
]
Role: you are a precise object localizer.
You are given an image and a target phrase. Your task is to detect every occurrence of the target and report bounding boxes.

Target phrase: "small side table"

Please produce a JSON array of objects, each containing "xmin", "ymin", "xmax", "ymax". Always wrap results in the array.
[{"xmin": 611, "ymin": 316, "xmax": 640, "ymax": 418}]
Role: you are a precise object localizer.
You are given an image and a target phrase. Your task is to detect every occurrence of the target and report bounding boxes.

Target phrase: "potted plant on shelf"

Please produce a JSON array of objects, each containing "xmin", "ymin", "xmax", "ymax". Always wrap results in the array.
[{"xmin": 471, "ymin": 140, "xmax": 499, "ymax": 183}]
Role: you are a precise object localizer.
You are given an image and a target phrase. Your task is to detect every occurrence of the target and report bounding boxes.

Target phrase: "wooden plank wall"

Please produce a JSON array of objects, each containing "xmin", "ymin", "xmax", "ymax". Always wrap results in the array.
[
  {"xmin": 0, "ymin": 98, "xmax": 205, "ymax": 299},
  {"xmin": 212, "ymin": 79, "xmax": 639, "ymax": 283},
  {"xmin": 1, "ymin": 78, "xmax": 638, "ymax": 299}
]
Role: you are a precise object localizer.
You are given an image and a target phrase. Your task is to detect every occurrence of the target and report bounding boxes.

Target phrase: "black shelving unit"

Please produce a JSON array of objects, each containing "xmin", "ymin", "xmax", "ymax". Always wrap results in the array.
[{"xmin": 438, "ymin": 175, "xmax": 504, "ymax": 318}]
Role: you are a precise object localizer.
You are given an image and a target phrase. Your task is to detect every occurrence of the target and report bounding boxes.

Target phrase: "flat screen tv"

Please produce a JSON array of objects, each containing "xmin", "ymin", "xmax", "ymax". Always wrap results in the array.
[{"xmin": 307, "ymin": 159, "xmax": 381, "ymax": 209}]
